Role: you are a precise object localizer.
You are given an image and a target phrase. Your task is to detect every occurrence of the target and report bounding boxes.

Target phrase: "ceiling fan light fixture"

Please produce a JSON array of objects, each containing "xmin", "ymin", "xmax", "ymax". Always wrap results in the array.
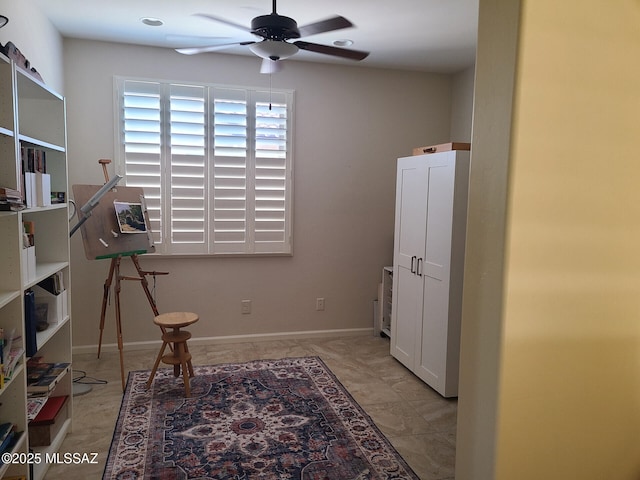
[
  {"xmin": 333, "ymin": 39, "xmax": 354, "ymax": 47},
  {"xmin": 249, "ymin": 39, "xmax": 298, "ymax": 61}
]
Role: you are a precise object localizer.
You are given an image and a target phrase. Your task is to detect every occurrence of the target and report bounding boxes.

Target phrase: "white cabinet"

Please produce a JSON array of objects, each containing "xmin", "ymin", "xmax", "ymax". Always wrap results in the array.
[
  {"xmin": 0, "ymin": 52, "xmax": 72, "ymax": 480},
  {"xmin": 376, "ymin": 267, "xmax": 393, "ymax": 338},
  {"xmin": 390, "ymin": 150, "xmax": 469, "ymax": 397}
]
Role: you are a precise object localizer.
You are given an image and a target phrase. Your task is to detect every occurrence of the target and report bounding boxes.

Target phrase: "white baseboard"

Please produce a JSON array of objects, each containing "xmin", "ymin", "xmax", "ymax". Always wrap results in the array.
[{"xmin": 72, "ymin": 327, "xmax": 374, "ymax": 355}]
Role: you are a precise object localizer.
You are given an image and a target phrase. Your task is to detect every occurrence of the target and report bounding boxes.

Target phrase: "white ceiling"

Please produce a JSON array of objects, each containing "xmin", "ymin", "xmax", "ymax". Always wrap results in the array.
[{"xmin": 32, "ymin": 0, "xmax": 478, "ymax": 73}]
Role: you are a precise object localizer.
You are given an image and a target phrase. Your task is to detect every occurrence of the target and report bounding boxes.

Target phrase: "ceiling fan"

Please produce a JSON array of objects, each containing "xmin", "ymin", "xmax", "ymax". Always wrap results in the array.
[{"xmin": 175, "ymin": 0, "xmax": 369, "ymax": 73}]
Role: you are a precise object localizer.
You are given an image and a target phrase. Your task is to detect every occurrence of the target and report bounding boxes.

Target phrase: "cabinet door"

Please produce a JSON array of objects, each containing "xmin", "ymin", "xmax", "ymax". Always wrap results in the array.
[
  {"xmin": 390, "ymin": 157, "xmax": 428, "ymax": 366},
  {"xmin": 415, "ymin": 156, "xmax": 456, "ymax": 391}
]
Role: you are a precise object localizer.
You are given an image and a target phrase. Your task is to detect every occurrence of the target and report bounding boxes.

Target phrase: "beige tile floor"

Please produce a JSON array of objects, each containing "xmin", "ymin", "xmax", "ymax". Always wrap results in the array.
[{"xmin": 44, "ymin": 335, "xmax": 457, "ymax": 479}]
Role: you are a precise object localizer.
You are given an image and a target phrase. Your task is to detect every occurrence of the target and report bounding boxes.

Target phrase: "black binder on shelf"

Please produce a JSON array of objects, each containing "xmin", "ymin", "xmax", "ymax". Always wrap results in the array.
[{"xmin": 24, "ymin": 289, "xmax": 38, "ymax": 357}]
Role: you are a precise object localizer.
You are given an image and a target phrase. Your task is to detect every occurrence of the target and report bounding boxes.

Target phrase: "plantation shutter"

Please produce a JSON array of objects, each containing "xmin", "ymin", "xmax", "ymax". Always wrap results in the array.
[
  {"xmin": 211, "ymin": 87, "xmax": 248, "ymax": 253},
  {"xmin": 120, "ymin": 80, "xmax": 163, "ymax": 246},
  {"xmin": 168, "ymin": 84, "xmax": 207, "ymax": 254},
  {"xmin": 254, "ymin": 91, "xmax": 290, "ymax": 253},
  {"xmin": 117, "ymin": 77, "xmax": 293, "ymax": 256}
]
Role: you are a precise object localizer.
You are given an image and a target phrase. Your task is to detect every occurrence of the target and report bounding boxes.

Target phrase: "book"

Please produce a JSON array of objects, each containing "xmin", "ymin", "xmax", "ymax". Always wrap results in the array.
[
  {"xmin": 30, "ymin": 396, "xmax": 67, "ymax": 426},
  {"xmin": 27, "ymin": 396, "xmax": 48, "ymax": 422},
  {"xmin": 27, "ymin": 361, "xmax": 51, "ymax": 384},
  {"xmin": 0, "ymin": 430, "xmax": 21, "ymax": 458},
  {"xmin": 0, "ymin": 200, "xmax": 26, "ymax": 211},
  {"xmin": 24, "ymin": 290, "xmax": 38, "ymax": 358},
  {"xmin": 27, "ymin": 362, "xmax": 70, "ymax": 395},
  {"xmin": 21, "ymin": 145, "xmax": 47, "ymax": 174},
  {"xmin": 0, "ymin": 186, "xmax": 21, "ymax": 200},
  {"xmin": 3, "ymin": 346, "xmax": 24, "ymax": 380},
  {"xmin": 37, "ymin": 272, "xmax": 65, "ymax": 296},
  {"xmin": 0, "ymin": 422, "xmax": 12, "ymax": 445},
  {"xmin": 0, "ymin": 422, "xmax": 16, "ymax": 454}
]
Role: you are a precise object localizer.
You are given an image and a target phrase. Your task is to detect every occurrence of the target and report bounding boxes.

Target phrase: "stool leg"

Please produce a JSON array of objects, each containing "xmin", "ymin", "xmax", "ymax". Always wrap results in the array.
[
  {"xmin": 184, "ymin": 341, "xmax": 195, "ymax": 377},
  {"xmin": 171, "ymin": 328, "xmax": 181, "ymax": 377},
  {"xmin": 177, "ymin": 342, "xmax": 191, "ymax": 397},
  {"xmin": 146, "ymin": 341, "xmax": 168, "ymax": 390}
]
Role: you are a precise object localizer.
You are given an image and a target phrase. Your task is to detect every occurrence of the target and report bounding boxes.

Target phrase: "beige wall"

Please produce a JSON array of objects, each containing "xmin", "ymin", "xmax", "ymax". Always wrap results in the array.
[
  {"xmin": 63, "ymin": 39, "xmax": 460, "ymax": 349},
  {"xmin": 458, "ymin": 0, "xmax": 640, "ymax": 478},
  {"xmin": 456, "ymin": 0, "xmax": 520, "ymax": 477},
  {"xmin": 450, "ymin": 65, "xmax": 475, "ymax": 142},
  {"xmin": 0, "ymin": 0, "xmax": 64, "ymax": 93}
]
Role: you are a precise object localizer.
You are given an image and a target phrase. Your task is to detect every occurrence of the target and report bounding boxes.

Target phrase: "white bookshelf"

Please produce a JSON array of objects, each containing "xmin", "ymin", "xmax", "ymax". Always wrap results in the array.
[{"xmin": 0, "ymin": 52, "xmax": 72, "ymax": 480}]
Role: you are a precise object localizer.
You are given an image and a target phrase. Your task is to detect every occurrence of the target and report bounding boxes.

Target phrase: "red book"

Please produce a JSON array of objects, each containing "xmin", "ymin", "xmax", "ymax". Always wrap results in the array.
[{"xmin": 30, "ymin": 396, "xmax": 67, "ymax": 426}]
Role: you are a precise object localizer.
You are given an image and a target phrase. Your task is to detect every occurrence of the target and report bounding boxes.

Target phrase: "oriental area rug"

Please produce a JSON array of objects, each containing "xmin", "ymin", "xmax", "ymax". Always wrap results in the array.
[{"xmin": 103, "ymin": 356, "xmax": 419, "ymax": 480}]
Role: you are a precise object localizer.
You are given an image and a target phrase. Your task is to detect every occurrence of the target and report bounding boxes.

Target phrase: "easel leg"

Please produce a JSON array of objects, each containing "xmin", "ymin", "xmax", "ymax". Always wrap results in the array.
[
  {"xmin": 97, "ymin": 258, "xmax": 117, "ymax": 359},
  {"xmin": 130, "ymin": 254, "xmax": 170, "ymax": 349},
  {"xmin": 131, "ymin": 254, "xmax": 160, "ymax": 316},
  {"xmin": 114, "ymin": 257, "xmax": 126, "ymax": 391},
  {"xmin": 98, "ymin": 253, "xmax": 169, "ymax": 392}
]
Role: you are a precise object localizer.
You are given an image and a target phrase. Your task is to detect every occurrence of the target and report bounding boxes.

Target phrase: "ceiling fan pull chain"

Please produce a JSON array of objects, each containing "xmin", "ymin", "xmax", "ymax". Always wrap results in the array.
[{"xmin": 269, "ymin": 72, "xmax": 273, "ymax": 110}]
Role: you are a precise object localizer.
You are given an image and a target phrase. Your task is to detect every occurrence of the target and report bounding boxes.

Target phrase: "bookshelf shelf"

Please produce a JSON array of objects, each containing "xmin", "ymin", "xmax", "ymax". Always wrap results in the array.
[
  {"xmin": 18, "ymin": 133, "xmax": 66, "ymax": 153},
  {"xmin": 2, "ymin": 362, "xmax": 26, "ymax": 392},
  {"xmin": 0, "ymin": 54, "xmax": 72, "ymax": 480},
  {"xmin": 35, "ymin": 317, "xmax": 70, "ymax": 352},
  {"xmin": 0, "ymin": 430, "xmax": 28, "ymax": 479},
  {"xmin": 0, "ymin": 290, "xmax": 21, "ymax": 310},
  {"xmin": 24, "ymin": 261, "xmax": 69, "ymax": 290}
]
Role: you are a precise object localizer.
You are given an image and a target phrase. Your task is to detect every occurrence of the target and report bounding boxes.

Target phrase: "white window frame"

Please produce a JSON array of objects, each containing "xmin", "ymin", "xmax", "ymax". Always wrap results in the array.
[{"xmin": 114, "ymin": 76, "xmax": 294, "ymax": 256}]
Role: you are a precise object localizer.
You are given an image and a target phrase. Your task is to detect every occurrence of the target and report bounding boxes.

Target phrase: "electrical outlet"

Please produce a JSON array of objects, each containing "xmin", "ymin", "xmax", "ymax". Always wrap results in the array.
[
  {"xmin": 241, "ymin": 300, "xmax": 252, "ymax": 314},
  {"xmin": 316, "ymin": 297, "xmax": 325, "ymax": 311}
]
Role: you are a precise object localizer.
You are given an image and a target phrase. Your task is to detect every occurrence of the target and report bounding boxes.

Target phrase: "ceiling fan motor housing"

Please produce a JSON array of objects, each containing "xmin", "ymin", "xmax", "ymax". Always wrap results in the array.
[{"xmin": 251, "ymin": 13, "xmax": 300, "ymax": 41}]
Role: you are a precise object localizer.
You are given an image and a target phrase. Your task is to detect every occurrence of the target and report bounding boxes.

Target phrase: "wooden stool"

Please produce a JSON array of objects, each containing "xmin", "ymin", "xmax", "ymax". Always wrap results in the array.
[{"xmin": 146, "ymin": 312, "xmax": 199, "ymax": 397}]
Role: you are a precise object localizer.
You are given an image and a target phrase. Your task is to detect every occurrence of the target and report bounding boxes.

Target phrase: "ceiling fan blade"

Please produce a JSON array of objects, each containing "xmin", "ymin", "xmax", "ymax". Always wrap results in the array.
[
  {"xmin": 297, "ymin": 15, "xmax": 354, "ymax": 38},
  {"xmin": 260, "ymin": 58, "xmax": 284, "ymax": 74},
  {"xmin": 294, "ymin": 41, "xmax": 369, "ymax": 61},
  {"xmin": 193, "ymin": 13, "xmax": 252, "ymax": 33},
  {"xmin": 176, "ymin": 41, "xmax": 255, "ymax": 55}
]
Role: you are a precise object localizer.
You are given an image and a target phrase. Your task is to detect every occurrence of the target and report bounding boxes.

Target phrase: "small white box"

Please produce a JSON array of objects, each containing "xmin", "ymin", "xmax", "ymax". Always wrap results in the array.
[
  {"xmin": 24, "ymin": 172, "xmax": 37, "ymax": 208},
  {"xmin": 36, "ymin": 173, "xmax": 52, "ymax": 207},
  {"xmin": 33, "ymin": 286, "xmax": 67, "ymax": 324},
  {"xmin": 22, "ymin": 246, "xmax": 36, "ymax": 284}
]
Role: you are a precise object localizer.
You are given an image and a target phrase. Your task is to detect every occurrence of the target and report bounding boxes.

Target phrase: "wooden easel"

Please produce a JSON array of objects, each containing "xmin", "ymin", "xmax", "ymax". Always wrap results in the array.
[
  {"xmin": 97, "ymin": 252, "xmax": 167, "ymax": 390},
  {"xmin": 74, "ymin": 160, "xmax": 168, "ymax": 391}
]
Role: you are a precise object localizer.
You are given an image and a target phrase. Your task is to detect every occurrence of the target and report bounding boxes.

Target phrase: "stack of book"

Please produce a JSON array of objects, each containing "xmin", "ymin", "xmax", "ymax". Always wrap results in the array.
[
  {"xmin": 26, "ymin": 359, "xmax": 71, "ymax": 397},
  {"xmin": 0, "ymin": 186, "xmax": 25, "ymax": 211},
  {"xmin": 21, "ymin": 145, "xmax": 51, "ymax": 207}
]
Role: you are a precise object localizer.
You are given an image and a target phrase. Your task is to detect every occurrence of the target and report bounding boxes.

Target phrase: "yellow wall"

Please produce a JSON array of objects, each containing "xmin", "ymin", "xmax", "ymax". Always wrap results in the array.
[{"xmin": 496, "ymin": 0, "xmax": 640, "ymax": 478}]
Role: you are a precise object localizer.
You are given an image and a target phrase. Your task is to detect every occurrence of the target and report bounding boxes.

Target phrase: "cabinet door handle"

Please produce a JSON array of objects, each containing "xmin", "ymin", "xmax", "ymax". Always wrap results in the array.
[
  {"xmin": 410, "ymin": 255, "xmax": 416, "ymax": 274},
  {"xmin": 417, "ymin": 257, "xmax": 423, "ymax": 276}
]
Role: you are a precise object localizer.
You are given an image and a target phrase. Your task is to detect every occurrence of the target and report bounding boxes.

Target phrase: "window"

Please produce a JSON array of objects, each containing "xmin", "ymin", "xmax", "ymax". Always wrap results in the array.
[{"xmin": 114, "ymin": 77, "xmax": 294, "ymax": 255}]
